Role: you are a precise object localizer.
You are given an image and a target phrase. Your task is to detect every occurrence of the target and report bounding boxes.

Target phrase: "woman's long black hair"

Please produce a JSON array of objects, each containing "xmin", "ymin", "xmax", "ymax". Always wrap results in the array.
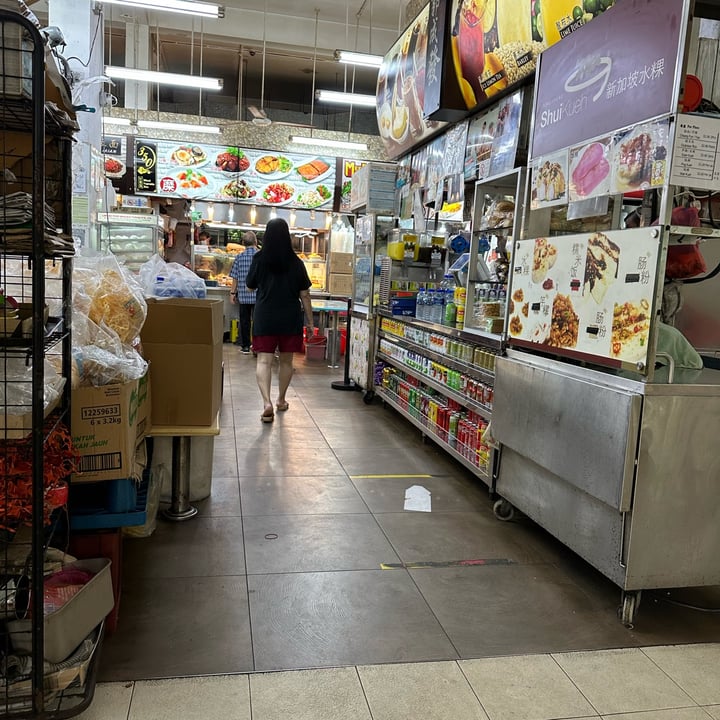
[{"xmin": 258, "ymin": 218, "xmax": 297, "ymax": 273}]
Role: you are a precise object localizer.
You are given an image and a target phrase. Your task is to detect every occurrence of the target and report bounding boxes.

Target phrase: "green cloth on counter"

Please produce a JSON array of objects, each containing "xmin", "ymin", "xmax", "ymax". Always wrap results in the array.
[{"xmin": 656, "ymin": 323, "xmax": 703, "ymax": 370}]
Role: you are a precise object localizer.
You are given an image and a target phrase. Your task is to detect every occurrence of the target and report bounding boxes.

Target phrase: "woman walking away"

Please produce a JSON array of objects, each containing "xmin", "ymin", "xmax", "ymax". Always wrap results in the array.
[{"xmin": 246, "ymin": 218, "xmax": 315, "ymax": 423}]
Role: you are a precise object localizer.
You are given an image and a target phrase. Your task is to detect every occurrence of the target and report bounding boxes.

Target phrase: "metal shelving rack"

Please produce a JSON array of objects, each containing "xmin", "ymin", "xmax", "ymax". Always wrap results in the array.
[{"xmin": 0, "ymin": 11, "xmax": 96, "ymax": 718}]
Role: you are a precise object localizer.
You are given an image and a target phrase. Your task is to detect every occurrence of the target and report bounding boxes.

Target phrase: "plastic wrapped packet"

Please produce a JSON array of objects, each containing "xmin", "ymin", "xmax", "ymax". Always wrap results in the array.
[
  {"xmin": 0, "ymin": 358, "xmax": 65, "ymax": 412},
  {"xmin": 71, "ymin": 309, "xmax": 147, "ymax": 387},
  {"xmin": 138, "ymin": 254, "xmax": 207, "ymax": 299},
  {"xmin": 73, "ymin": 253, "xmax": 147, "ymax": 344}
]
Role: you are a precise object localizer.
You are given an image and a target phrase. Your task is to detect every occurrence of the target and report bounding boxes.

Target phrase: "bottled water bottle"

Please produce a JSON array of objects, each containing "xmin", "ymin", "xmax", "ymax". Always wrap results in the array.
[
  {"xmin": 442, "ymin": 274, "xmax": 456, "ymax": 326},
  {"xmin": 432, "ymin": 288, "xmax": 445, "ymax": 324},
  {"xmin": 416, "ymin": 286, "xmax": 427, "ymax": 320}
]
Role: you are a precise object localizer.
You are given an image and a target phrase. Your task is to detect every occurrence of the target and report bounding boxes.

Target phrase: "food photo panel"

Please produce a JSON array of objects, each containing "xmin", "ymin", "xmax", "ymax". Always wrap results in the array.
[
  {"xmin": 530, "ymin": 150, "xmax": 569, "ymax": 209},
  {"xmin": 507, "ymin": 227, "xmax": 661, "ymax": 369},
  {"xmin": 568, "ymin": 136, "xmax": 612, "ymax": 202},
  {"xmin": 611, "ymin": 117, "xmax": 670, "ymax": 194}
]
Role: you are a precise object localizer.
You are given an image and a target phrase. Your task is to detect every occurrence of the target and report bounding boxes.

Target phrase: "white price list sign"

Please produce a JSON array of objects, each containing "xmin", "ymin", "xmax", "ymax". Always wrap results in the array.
[{"xmin": 670, "ymin": 114, "xmax": 720, "ymax": 191}]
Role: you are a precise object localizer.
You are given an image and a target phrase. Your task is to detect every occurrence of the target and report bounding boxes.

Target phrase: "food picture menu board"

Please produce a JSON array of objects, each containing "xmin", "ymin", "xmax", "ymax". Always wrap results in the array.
[
  {"xmin": 450, "ymin": 0, "xmax": 616, "ymax": 113},
  {"xmin": 134, "ymin": 138, "xmax": 336, "ymax": 210},
  {"xmin": 507, "ymin": 227, "xmax": 660, "ymax": 370},
  {"xmin": 464, "ymin": 88, "xmax": 524, "ymax": 181},
  {"xmin": 338, "ymin": 159, "xmax": 366, "ymax": 213},
  {"xmin": 530, "ymin": 117, "xmax": 671, "ymax": 208},
  {"xmin": 376, "ymin": 5, "xmax": 446, "ymax": 160},
  {"xmin": 102, "ymin": 136, "xmax": 128, "ymax": 185},
  {"xmin": 670, "ymin": 113, "xmax": 720, "ymax": 192}
]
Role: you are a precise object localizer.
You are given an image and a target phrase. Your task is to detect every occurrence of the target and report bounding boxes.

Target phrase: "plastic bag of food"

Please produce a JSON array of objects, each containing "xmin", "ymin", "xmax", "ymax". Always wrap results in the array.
[
  {"xmin": 138, "ymin": 254, "xmax": 207, "ymax": 299},
  {"xmin": 0, "ymin": 358, "xmax": 65, "ymax": 412},
  {"xmin": 71, "ymin": 309, "xmax": 147, "ymax": 387},
  {"xmin": 73, "ymin": 253, "xmax": 147, "ymax": 344}
]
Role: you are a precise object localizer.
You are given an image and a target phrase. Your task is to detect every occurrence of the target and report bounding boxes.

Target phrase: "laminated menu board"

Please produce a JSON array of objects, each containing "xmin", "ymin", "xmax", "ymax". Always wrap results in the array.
[
  {"xmin": 530, "ymin": 116, "xmax": 671, "ymax": 208},
  {"xmin": 669, "ymin": 113, "xmax": 720, "ymax": 192},
  {"xmin": 133, "ymin": 139, "xmax": 336, "ymax": 210},
  {"xmin": 507, "ymin": 227, "xmax": 661, "ymax": 370}
]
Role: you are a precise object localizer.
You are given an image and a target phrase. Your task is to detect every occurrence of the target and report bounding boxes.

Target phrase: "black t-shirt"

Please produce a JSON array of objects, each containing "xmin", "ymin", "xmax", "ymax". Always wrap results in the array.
[{"xmin": 246, "ymin": 252, "xmax": 311, "ymax": 335}]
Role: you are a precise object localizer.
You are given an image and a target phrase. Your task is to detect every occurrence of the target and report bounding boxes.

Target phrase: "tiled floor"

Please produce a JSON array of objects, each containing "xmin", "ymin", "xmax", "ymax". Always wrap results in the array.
[
  {"xmin": 93, "ymin": 345, "xmax": 720, "ymax": 715},
  {"xmin": 81, "ymin": 646, "xmax": 720, "ymax": 719}
]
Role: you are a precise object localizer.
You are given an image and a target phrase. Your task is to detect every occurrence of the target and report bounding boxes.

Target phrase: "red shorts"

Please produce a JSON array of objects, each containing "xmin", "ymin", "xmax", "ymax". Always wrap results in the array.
[{"xmin": 253, "ymin": 334, "xmax": 305, "ymax": 354}]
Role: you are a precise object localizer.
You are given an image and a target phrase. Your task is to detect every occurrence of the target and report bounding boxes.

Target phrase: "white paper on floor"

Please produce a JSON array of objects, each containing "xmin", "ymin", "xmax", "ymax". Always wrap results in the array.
[{"xmin": 404, "ymin": 484, "xmax": 431, "ymax": 512}]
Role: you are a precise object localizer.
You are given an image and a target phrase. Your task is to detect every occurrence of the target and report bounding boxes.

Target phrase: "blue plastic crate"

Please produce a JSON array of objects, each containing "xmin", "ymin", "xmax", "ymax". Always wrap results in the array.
[{"xmin": 69, "ymin": 471, "xmax": 150, "ymax": 531}]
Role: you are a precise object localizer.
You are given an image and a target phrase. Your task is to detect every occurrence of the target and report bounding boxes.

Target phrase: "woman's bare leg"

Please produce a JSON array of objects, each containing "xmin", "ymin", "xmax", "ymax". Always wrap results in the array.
[
  {"xmin": 256, "ymin": 352, "xmax": 274, "ymax": 415},
  {"xmin": 276, "ymin": 352, "xmax": 294, "ymax": 406}
]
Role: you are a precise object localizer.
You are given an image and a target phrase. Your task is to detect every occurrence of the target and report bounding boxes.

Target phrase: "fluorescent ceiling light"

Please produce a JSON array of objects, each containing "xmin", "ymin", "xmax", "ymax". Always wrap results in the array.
[
  {"xmin": 334, "ymin": 50, "xmax": 383, "ymax": 68},
  {"xmin": 290, "ymin": 135, "xmax": 367, "ymax": 151},
  {"xmin": 102, "ymin": 117, "xmax": 132, "ymax": 125},
  {"xmin": 105, "ymin": 66, "xmax": 222, "ymax": 90},
  {"xmin": 138, "ymin": 119, "xmax": 221, "ymax": 134},
  {"xmin": 99, "ymin": 0, "xmax": 224, "ymax": 18},
  {"xmin": 315, "ymin": 89, "xmax": 376, "ymax": 107}
]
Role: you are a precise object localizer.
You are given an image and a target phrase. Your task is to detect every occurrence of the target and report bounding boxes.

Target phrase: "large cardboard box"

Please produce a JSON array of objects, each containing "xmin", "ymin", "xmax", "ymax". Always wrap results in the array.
[
  {"xmin": 141, "ymin": 297, "xmax": 223, "ymax": 427},
  {"xmin": 328, "ymin": 252, "xmax": 353, "ymax": 275},
  {"xmin": 328, "ymin": 273, "xmax": 353, "ymax": 296},
  {"xmin": 71, "ymin": 372, "xmax": 150, "ymax": 484}
]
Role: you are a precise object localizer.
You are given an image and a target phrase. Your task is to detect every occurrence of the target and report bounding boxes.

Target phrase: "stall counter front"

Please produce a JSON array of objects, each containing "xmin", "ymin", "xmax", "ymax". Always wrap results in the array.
[{"xmin": 492, "ymin": 350, "xmax": 720, "ymax": 624}]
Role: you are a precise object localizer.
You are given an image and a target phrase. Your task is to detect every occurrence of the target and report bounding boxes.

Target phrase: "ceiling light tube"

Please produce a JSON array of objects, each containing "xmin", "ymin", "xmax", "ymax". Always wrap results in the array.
[
  {"xmin": 99, "ymin": 0, "xmax": 224, "ymax": 18},
  {"xmin": 334, "ymin": 50, "xmax": 383, "ymax": 68},
  {"xmin": 105, "ymin": 66, "xmax": 223, "ymax": 90},
  {"xmin": 290, "ymin": 135, "xmax": 367, "ymax": 151},
  {"xmin": 315, "ymin": 89, "xmax": 376, "ymax": 107},
  {"xmin": 137, "ymin": 119, "xmax": 221, "ymax": 134}
]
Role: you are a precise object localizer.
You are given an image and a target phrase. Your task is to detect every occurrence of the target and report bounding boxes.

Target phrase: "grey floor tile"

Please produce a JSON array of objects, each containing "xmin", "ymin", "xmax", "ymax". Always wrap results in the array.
[
  {"xmin": 642, "ymin": 644, "xmax": 720, "ymax": 705},
  {"xmin": 99, "ymin": 576, "xmax": 253, "ymax": 680},
  {"xmin": 459, "ymin": 654, "xmax": 597, "ymax": 720},
  {"xmin": 76, "ymin": 682, "xmax": 133, "ymax": 720},
  {"xmin": 410, "ymin": 564, "xmax": 633, "ymax": 658},
  {"xmin": 358, "ymin": 661, "xmax": 489, "ymax": 720},
  {"xmin": 248, "ymin": 570, "xmax": 458, "ymax": 671},
  {"xmin": 212, "ymin": 453, "xmax": 240, "ymax": 478},
  {"xmin": 553, "ymin": 648, "xmax": 696, "ymax": 715},
  {"xmin": 598, "ymin": 710, "xmax": 711, "ymax": 720},
  {"xmin": 352, "ymin": 474, "xmax": 487, "ymax": 513},
  {"xmin": 336, "ymin": 445, "xmax": 463, "ymax": 477},
  {"xmin": 243, "ymin": 513, "xmax": 399, "ymax": 573},
  {"xmin": 375, "ymin": 511, "xmax": 556, "ymax": 565},
  {"xmin": 123, "ymin": 517, "xmax": 245, "ymax": 578},
  {"xmin": 129, "ymin": 676, "xmax": 251, "ymax": 720},
  {"xmin": 250, "ymin": 667, "xmax": 371, "ymax": 720},
  {"xmin": 705, "ymin": 706, "xmax": 720, "ymax": 719},
  {"xmin": 237, "ymin": 445, "xmax": 346, "ymax": 477},
  {"xmin": 240, "ymin": 474, "xmax": 368, "ymax": 516},
  {"xmin": 195, "ymin": 477, "xmax": 241, "ymax": 517}
]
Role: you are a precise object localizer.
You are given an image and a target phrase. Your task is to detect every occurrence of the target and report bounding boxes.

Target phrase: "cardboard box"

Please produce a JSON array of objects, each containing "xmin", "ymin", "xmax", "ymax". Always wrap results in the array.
[
  {"xmin": 71, "ymin": 372, "xmax": 150, "ymax": 484},
  {"xmin": 328, "ymin": 273, "xmax": 353, "ymax": 296},
  {"xmin": 141, "ymin": 297, "xmax": 223, "ymax": 427},
  {"xmin": 8, "ymin": 558, "xmax": 113, "ymax": 663},
  {"xmin": 328, "ymin": 252, "xmax": 354, "ymax": 275}
]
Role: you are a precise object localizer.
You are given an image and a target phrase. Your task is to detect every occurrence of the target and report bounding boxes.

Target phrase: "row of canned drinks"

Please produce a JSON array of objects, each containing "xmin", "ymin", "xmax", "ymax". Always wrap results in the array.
[{"xmin": 381, "ymin": 368, "xmax": 491, "ymax": 470}]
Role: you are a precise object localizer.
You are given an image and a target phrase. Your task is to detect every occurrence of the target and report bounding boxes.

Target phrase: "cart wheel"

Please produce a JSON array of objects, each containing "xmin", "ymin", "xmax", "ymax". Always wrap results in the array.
[
  {"xmin": 363, "ymin": 390, "xmax": 375, "ymax": 405},
  {"xmin": 619, "ymin": 590, "xmax": 642, "ymax": 628},
  {"xmin": 493, "ymin": 499, "xmax": 515, "ymax": 522}
]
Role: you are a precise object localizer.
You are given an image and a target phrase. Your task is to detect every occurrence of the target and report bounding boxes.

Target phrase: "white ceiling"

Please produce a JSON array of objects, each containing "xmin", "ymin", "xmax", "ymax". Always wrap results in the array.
[{"xmin": 99, "ymin": 0, "xmax": 412, "ymax": 126}]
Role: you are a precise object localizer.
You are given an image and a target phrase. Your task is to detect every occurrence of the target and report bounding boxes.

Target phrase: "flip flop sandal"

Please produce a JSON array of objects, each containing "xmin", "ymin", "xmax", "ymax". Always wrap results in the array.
[
  {"xmin": 276, "ymin": 402, "xmax": 289, "ymax": 412},
  {"xmin": 261, "ymin": 407, "xmax": 275, "ymax": 423}
]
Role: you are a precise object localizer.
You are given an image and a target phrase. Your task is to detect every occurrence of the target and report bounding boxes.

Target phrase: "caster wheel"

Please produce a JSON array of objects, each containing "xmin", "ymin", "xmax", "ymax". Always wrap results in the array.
[
  {"xmin": 363, "ymin": 391, "xmax": 375, "ymax": 405},
  {"xmin": 619, "ymin": 591, "xmax": 641, "ymax": 628},
  {"xmin": 493, "ymin": 499, "xmax": 515, "ymax": 521}
]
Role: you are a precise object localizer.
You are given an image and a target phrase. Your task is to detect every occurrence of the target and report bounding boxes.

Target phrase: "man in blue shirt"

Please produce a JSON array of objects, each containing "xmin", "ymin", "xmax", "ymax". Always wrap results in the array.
[{"xmin": 229, "ymin": 231, "xmax": 258, "ymax": 354}]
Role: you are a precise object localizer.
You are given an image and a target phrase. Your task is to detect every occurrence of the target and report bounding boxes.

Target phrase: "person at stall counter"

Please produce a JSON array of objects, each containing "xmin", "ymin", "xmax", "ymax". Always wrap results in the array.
[
  {"xmin": 198, "ymin": 229, "xmax": 213, "ymax": 245},
  {"xmin": 246, "ymin": 218, "xmax": 314, "ymax": 423},
  {"xmin": 229, "ymin": 231, "xmax": 258, "ymax": 354}
]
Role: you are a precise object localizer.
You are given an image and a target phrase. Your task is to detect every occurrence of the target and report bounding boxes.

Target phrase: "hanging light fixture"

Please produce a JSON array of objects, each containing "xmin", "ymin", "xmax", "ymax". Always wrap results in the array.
[
  {"xmin": 137, "ymin": 119, "xmax": 221, "ymax": 133},
  {"xmin": 99, "ymin": 0, "xmax": 224, "ymax": 18},
  {"xmin": 105, "ymin": 66, "xmax": 223, "ymax": 90},
  {"xmin": 315, "ymin": 89, "xmax": 376, "ymax": 107},
  {"xmin": 290, "ymin": 135, "xmax": 367, "ymax": 151},
  {"xmin": 334, "ymin": 50, "xmax": 383, "ymax": 68}
]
